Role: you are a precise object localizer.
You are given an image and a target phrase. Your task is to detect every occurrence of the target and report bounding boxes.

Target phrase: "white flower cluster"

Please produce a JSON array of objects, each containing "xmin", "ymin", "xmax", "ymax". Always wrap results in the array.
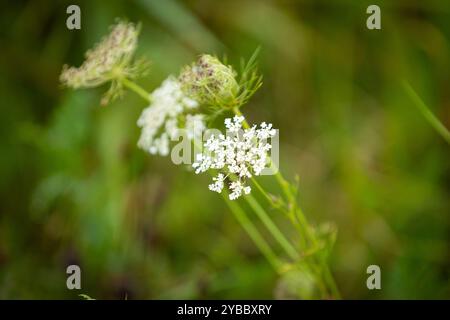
[
  {"xmin": 137, "ymin": 76, "xmax": 205, "ymax": 156},
  {"xmin": 60, "ymin": 21, "xmax": 139, "ymax": 89},
  {"xmin": 193, "ymin": 116, "xmax": 277, "ymax": 200}
]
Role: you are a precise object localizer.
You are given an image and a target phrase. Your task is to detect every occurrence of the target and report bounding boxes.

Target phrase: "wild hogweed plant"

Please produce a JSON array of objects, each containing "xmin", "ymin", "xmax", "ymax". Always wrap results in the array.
[{"xmin": 60, "ymin": 20, "xmax": 340, "ymax": 299}]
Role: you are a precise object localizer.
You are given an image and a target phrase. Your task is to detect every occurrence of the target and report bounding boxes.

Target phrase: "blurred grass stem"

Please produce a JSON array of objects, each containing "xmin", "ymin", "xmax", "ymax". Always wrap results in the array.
[{"xmin": 403, "ymin": 81, "xmax": 450, "ymax": 144}]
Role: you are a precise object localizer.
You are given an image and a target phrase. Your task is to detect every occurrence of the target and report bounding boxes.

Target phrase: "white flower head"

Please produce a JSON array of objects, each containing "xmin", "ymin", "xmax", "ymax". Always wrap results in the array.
[
  {"xmin": 137, "ymin": 76, "xmax": 205, "ymax": 156},
  {"xmin": 193, "ymin": 116, "xmax": 277, "ymax": 200}
]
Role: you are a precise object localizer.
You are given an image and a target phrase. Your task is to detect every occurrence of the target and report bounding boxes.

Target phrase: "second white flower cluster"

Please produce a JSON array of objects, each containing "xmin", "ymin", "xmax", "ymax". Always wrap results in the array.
[{"xmin": 137, "ymin": 76, "xmax": 205, "ymax": 156}]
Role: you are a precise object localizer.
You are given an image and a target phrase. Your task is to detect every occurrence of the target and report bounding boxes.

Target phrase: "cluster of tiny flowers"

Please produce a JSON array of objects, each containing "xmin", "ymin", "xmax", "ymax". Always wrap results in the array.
[
  {"xmin": 137, "ymin": 76, "xmax": 205, "ymax": 156},
  {"xmin": 179, "ymin": 55, "xmax": 238, "ymax": 106},
  {"xmin": 60, "ymin": 21, "xmax": 139, "ymax": 89},
  {"xmin": 193, "ymin": 116, "xmax": 277, "ymax": 200}
]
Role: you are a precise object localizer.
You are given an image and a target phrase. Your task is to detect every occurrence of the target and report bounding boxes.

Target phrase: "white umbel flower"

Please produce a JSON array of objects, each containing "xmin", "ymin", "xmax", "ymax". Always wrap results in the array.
[
  {"xmin": 193, "ymin": 116, "xmax": 277, "ymax": 200},
  {"xmin": 137, "ymin": 76, "xmax": 205, "ymax": 156}
]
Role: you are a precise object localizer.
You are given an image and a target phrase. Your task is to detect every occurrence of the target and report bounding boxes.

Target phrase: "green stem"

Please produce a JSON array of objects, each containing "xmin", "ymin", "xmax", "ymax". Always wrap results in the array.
[
  {"xmin": 250, "ymin": 176, "xmax": 308, "ymax": 249},
  {"xmin": 245, "ymin": 194, "xmax": 299, "ymax": 261},
  {"xmin": 222, "ymin": 193, "xmax": 283, "ymax": 272},
  {"xmin": 250, "ymin": 177, "xmax": 276, "ymax": 205},
  {"xmin": 403, "ymin": 81, "xmax": 450, "ymax": 144},
  {"xmin": 323, "ymin": 265, "xmax": 341, "ymax": 299},
  {"xmin": 120, "ymin": 77, "xmax": 151, "ymax": 103}
]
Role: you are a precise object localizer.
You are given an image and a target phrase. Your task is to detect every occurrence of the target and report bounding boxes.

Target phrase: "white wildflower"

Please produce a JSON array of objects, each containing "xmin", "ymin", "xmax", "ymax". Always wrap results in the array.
[
  {"xmin": 137, "ymin": 76, "xmax": 205, "ymax": 156},
  {"xmin": 193, "ymin": 116, "xmax": 277, "ymax": 200}
]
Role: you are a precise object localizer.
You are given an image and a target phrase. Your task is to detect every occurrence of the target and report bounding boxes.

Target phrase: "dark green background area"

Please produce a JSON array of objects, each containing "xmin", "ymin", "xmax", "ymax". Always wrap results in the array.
[{"xmin": 0, "ymin": 0, "xmax": 449, "ymax": 299}]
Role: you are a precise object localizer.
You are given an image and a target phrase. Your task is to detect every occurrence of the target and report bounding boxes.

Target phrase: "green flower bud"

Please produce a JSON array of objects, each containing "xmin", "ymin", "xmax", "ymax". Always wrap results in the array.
[{"xmin": 179, "ymin": 55, "xmax": 239, "ymax": 107}]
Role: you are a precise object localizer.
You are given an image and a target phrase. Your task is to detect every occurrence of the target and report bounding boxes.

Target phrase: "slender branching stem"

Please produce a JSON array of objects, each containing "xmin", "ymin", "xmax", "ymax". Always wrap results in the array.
[
  {"xmin": 403, "ymin": 81, "xmax": 450, "ymax": 144},
  {"xmin": 120, "ymin": 77, "xmax": 151, "ymax": 103},
  {"xmin": 245, "ymin": 194, "xmax": 299, "ymax": 261},
  {"xmin": 223, "ymin": 194, "xmax": 283, "ymax": 271},
  {"xmin": 250, "ymin": 177, "xmax": 276, "ymax": 205}
]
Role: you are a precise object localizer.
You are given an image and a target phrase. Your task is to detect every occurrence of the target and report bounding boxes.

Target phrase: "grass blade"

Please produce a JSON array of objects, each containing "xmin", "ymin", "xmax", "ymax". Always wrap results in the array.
[{"xmin": 403, "ymin": 81, "xmax": 450, "ymax": 144}]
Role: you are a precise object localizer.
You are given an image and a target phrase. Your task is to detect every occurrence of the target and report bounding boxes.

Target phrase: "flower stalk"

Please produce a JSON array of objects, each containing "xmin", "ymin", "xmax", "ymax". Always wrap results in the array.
[
  {"xmin": 223, "ymin": 194, "xmax": 283, "ymax": 271},
  {"xmin": 120, "ymin": 77, "xmax": 151, "ymax": 103}
]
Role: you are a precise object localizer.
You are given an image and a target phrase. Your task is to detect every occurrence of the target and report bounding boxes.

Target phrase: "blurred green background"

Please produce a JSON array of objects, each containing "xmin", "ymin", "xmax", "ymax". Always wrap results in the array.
[{"xmin": 0, "ymin": 0, "xmax": 449, "ymax": 299}]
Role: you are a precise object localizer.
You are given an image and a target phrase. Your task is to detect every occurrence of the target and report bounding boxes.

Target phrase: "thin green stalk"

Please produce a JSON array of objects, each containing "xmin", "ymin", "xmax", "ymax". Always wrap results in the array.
[
  {"xmin": 322, "ymin": 265, "xmax": 341, "ymax": 299},
  {"xmin": 250, "ymin": 176, "xmax": 309, "ymax": 250},
  {"xmin": 403, "ymin": 81, "xmax": 450, "ymax": 144},
  {"xmin": 271, "ymin": 165, "xmax": 314, "ymax": 249},
  {"xmin": 245, "ymin": 194, "xmax": 299, "ymax": 261},
  {"xmin": 250, "ymin": 177, "xmax": 276, "ymax": 205},
  {"xmin": 120, "ymin": 77, "xmax": 151, "ymax": 103},
  {"xmin": 223, "ymin": 193, "xmax": 283, "ymax": 272},
  {"xmin": 274, "ymin": 168, "xmax": 293, "ymax": 201},
  {"xmin": 293, "ymin": 195, "xmax": 340, "ymax": 299}
]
